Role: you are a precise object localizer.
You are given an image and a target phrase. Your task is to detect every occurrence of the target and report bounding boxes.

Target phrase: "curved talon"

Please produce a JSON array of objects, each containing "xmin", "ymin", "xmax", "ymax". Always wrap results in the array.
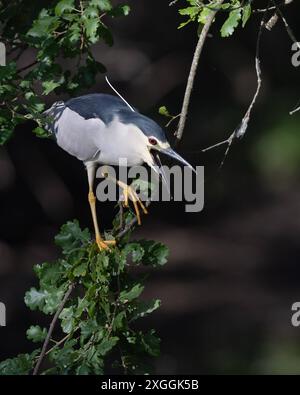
[
  {"xmin": 118, "ymin": 182, "xmax": 148, "ymax": 225},
  {"xmin": 96, "ymin": 236, "xmax": 116, "ymax": 251}
]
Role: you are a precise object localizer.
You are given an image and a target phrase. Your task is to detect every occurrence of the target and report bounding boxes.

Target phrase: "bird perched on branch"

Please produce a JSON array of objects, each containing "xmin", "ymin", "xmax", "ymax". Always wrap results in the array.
[{"xmin": 45, "ymin": 79, "xmax": 194, "ymax": 250}]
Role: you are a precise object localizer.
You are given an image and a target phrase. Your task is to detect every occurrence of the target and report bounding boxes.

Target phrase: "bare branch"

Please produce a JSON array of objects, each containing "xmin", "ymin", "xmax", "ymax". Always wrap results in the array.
[
  {"xmin": 203, "ymin": 5, "xmax": 269, "ymax": 167},
  {"xmin": 32, "ymin": 283, "xmax": 74, "ymax": 375},
  {"xmin": 17, "ymin": 60, "xmax": 38, "ymax": 74},
  {"xmin": 254, "ymin": 0, "xmax": 294, "ymax": 13},
  {"xmin": 290, "ymin": 105, "xmax": 300, "ymax": 115},
  {"xmin": 175, "ymin": 0, "xmax": 225, "ymax": 142},
  {"xmin": 272, "ymin": 0, "xmax": 299, "ymax": 47}
]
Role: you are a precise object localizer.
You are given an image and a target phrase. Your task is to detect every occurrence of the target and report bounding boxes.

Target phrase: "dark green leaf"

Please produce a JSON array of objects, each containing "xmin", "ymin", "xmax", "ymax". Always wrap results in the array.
[
  {"xmin": 59, "ymin": 306, "xmax": 76, "ymax": 334},
  {"xmin": 55, "ymin": 220, "xmax": 91, "ymax": 255},
  {"xmin": 26, "ymin": 325, "xmax": 47, "ymax": 343},
  {"xmin": 119, "ymin": 284, "xmax": 144, "ymax": 303},
  {"xmin": 55, "ymin": 0, "xmax": 75, "ymax": 16},
  {"xmin": 0, "ymin": 350, "xmax": 40, "ymax": 375},
  {"xmin": 97, "ymin": 336, "xmax": 119, "ymax": 356},
  {"xmin": 138, "ymin": 240, "xmax": 169, "ymax": 267}
]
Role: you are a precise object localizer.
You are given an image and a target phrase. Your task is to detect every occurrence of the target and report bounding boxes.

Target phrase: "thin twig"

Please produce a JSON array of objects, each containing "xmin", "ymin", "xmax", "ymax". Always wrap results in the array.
[
  {"xmin": 271, "ymin": 0, "xmax": 299, "ymax": 47},
  {"xmin": 203, "ymin": 5, "xmax": 269, "ymax": 167},
  {"xmin": 290, "ymin": 105, "xmax": 300, "ymax": 115},
  {"xmin": 32, "ymin": 283, "xmax": 74, "ymax": 375},
  {"xmin": 175, "ymin": 0, "xmax": 224, "ymax": 141},
  {"xmin": 254, "ymin": 0, "xmax": 294, "ymax": 13},
  {"xmin": 17, "ymin": 60, "xmax": 38, "ymax": 73},
  {"xmin": 45, "ymin": 334, "xmax": 71, "ymax": 357},
  {"xmin": 115, "ymin": 200, "xmax": 151, "ymax": 240}
]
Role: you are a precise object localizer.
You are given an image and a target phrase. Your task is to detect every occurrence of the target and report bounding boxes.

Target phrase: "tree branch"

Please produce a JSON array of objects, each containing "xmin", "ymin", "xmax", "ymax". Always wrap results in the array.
[
  {"xmin": 254, "ymin": 0, "xmax": 294, "ymax": 13},
  {"xmin": 175, "ymin": 0, "xmax": 224, "ymax": 142},
  {"xmin": 17, "ymin": 60, "xmax": 38, "ymax": 74},
  {"xmin": 32, "ymin": 283, "xmax": 75, "ymax": 375},
  {"xmin": 202, "ymin": 3, "xmax": 269, "ymax": 167}
]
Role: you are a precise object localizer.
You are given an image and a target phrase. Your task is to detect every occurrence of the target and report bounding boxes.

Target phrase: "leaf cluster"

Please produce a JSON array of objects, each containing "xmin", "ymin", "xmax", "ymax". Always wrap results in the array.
[
  {"xmin": 0, "ymin": 0, "xmax": 130, "ymax": 144},
  {"xmin": 0, "ymin": 219, "xmax": 169, "ymax": 375},
  {"xmin": 178, "ymin": 0, "xmax": 252, "ymax": 37}
]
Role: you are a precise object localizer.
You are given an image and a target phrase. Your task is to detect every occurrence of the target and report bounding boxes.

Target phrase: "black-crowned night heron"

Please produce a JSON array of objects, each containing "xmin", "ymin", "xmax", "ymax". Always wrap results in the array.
[{"xmin": 45, "ymin": 86, "xmax": 193, "ymax": 250}]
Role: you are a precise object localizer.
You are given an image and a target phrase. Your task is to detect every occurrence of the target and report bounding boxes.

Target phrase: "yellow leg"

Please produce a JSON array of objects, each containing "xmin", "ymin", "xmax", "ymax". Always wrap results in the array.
[
  {"xmin": 88, "ymin": 190, "xmax": 115, "ymax": 250},
  {"xmin": 86, "ymin": 163, "xmax": 115, "ymax": 251}
]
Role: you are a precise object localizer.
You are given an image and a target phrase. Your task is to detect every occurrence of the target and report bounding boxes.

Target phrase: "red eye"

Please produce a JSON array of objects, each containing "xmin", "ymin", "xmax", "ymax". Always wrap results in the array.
[{"xmin": 148, "ymin": 138, "xmax": 157, "ymax": 146}]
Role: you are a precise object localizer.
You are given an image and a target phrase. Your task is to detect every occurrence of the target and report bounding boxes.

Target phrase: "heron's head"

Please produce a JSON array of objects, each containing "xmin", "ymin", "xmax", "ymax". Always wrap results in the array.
[{"xmin": 119, "ymin": 111, "xmax": 194, "ymax": 172}]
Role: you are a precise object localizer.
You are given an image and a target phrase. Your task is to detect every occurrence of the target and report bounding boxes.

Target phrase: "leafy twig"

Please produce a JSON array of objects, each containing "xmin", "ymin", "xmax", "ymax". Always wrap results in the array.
[
  {"xmin": 175, "ymin": 0, "xmax": 225, "ymax": 141},
  {"xmin": 32, "ymin": 283, "xmax": 75, "ymax": 375}
]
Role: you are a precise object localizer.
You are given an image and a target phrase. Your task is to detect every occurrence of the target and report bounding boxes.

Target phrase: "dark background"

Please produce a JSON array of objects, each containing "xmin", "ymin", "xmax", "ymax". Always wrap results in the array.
[{"xmin": 1, "ymin": 0, "xmax": 300, "ymax": 374}]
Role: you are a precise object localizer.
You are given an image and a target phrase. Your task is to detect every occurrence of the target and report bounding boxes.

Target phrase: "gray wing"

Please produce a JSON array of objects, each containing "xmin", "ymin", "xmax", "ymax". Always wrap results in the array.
[{"xmin": 44, "ymin": 101, "xmax": 106, "ymax": 163}]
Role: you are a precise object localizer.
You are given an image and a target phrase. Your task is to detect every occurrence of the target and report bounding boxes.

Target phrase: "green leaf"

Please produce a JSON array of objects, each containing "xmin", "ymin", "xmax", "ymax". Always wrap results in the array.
[
  {"xmin": 131, "ymin": 299, "xmax": 161, "ymax": 321},
  {"xmin": 79, "ymin": 318, "xmax": 100, "ymax": 340},
  {"xmin": 24, "ymin": 286, "xmax": 66, "ymax": 314},
  {"xmin": 0, "ymin": 127, "xmax": 14, "ymax": 145},
  {"xmin": 55, "ymin": 220, "xmax": 91, "ymax": 255},
  {"xmin": 242, "ymin": 3, "xmax": 252, "ymax": 28},
  {"xmin": 112, "ymin": 311, "xmax": 126, "ymax": 331},
  {"xmin": 34, "ymin": 261, "xmax": 62, "ymax": 288},
  {"xmin": 59, "ymin": 306, "xmax": 76, "ymax": 334},
  {"xmin": 42, "ymin": 80, "xmax": 61, "ymax": 95},
  {"xmin": 139, "ymin": 240, "xmax": 169, "ymax": 267},
  {"xmin": 76, "ymin": 364, "xmax": 90, "ymax": 375},
  {"xmin": 119, "ymin": 284, "xmax": 144, "ymax": 303},
  {"xmin": 124, "ymin": 242, "xmax": 144, "ymax": 263},
  {"xmin": 27, "ymin": 10, "xmax": 59, "ymax": 38},
  {"xmin": 55, "ymin": 0, "xmax": 75, "ymax": 16},
  {"xmin": 84, "ymin": 6, "xmax": 99, "ymax": 19},
  {"xmin": 179, "ymin": 6, "xmax": 199, "ymax": 18},
  {"xmin": 26, "ymin": 325, "xmax": 47, "ymax": 343},
  {"xmin": 24, "ymin": 287, "xmax": 47, "ymax": 311},
  {"xmin": 110, "ymin": 4, "xmax": 130, "ymax": 17},
  {"xmin": 178, "ymin": 19, "xmax": 193, "ymax": 29},
  {"xmin": 90, "ymin": 0, "xmax": 112, "ymax": 11},
  {"xmin": 33, "ymin": 127, "xmax": 51, "ymax": 139},
  {"xmin": 97, "ymin": 336, "xmax": 119, "ymax": 356},
  {"xmin": 198, "ymin": 7, "xmax": 214, "ymax": 25},
  {"xmin": 0, "ymin": 350, "xmax": 40, "ymax": 375},
  {"xmin": 140, "ymin": 330, "xmax": 160, "ymax": 357},
  {"xmin": 43, "ymin": 287, "xmax": 66, "ymax": 314},
  {"xmin": 158, "ymin": 105, "xmax": 171, "ymax": 117},
  {"xmin": 84, "ymin": 17, "xmax": 100, "ymax": 43},
  {"xmin": 73, "ymin": 261, "xmax": 88, "ymax": 277},
  {"xmin": 49, "ymin": 339, "xmax": 78, "ymax": 373},
  {"xmin": 220, "ymin": 7, "xmax": 242, "ymax": 37}
]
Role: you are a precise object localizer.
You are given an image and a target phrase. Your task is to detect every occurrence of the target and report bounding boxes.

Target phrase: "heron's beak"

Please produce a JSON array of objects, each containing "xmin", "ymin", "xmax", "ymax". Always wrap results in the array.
[{"xmin": 160, "ymin": 147, "xmax": 196, "ymax": 173}]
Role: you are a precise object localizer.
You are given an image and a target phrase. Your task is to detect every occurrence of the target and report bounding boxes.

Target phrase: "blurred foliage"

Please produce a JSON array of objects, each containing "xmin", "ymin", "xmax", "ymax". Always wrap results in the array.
[
  {"xmin": 0, "ymin": 0, "xmax": 130, "ymax": 144},
  {"xmin": 0, "ymin": 219, "xmax": 169, "ymax": 374},
  {"xmin": 253, "ymin": 116, "xmax": 300, "ymax": 186}
]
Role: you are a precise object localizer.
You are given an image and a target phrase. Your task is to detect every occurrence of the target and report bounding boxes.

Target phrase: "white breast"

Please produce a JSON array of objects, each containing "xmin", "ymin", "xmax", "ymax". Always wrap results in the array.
[{"xmin": 96, "ymin": 118, "xmax": 147, "ymax": 166}]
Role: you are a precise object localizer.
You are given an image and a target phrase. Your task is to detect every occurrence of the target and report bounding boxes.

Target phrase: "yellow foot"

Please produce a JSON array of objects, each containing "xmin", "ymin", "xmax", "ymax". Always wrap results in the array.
[
  {"xmin": 118, "ymin": 181, "xmax": 148, "ymax": 225},
  {"xmin": 96, "ymin": 236, "xmax": 116, "ymax": 251}
]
